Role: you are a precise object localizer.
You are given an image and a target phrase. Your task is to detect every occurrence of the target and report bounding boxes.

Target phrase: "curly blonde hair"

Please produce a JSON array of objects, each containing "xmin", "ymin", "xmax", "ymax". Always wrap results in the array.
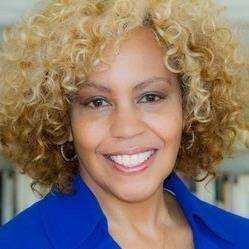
[{"xmin": 0, "ymin": 0, "xmax": 249, "ymax": 195}]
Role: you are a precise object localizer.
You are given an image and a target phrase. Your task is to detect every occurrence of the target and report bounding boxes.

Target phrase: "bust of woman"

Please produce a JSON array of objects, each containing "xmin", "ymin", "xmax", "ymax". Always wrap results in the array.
[{"xmin": 0, "ymin": 1, "xmax": 249, "ymax": 249}]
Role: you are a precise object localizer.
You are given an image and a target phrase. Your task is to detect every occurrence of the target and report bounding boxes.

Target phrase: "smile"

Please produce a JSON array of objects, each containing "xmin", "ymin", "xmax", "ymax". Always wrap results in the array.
[
  {"xmin": 107, "ymin": 149, "xmax": 156, "ymax": 168},
  {"xmin": 103, "ymin": 149, "xmax": 158, "ymax": 174}
]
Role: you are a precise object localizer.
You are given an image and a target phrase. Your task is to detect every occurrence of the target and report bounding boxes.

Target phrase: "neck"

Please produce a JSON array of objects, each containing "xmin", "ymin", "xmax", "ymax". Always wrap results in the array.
[
  {"xmin": 80, "ymin": 171, "xmax": 178, "ymax": 235},
  {"xmin": 99, "ymin": 185, "xmax": 176, "ymax": 233}
]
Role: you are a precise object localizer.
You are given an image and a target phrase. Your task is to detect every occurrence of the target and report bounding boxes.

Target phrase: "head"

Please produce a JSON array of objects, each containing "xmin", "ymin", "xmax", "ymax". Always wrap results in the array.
[
  {"xmin": 70, "ymin": 27, "xmax": 184, "ymax": 201},
  {"xmin": 0, "ymin": 0, "xmax": 248, "ymax": 195}
]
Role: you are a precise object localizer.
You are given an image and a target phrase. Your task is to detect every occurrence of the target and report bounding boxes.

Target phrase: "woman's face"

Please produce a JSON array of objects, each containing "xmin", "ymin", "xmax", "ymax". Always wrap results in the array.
[{"xmin": 70, "ymin": 27, "xmax": 184, "ymax": 202}]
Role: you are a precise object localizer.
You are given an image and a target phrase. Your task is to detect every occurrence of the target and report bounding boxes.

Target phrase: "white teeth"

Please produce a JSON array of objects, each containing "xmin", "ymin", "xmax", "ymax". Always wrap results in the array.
[{"xmin": 109, "ymin": 150, "xmax": 155, "ymax": 168}]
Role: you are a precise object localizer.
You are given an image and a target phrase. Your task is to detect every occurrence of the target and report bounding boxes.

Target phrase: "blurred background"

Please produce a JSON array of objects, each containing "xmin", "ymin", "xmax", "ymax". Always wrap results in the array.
[{"xmin": 0, "ymin": 0, "xmax": 249, "ymax": 226}]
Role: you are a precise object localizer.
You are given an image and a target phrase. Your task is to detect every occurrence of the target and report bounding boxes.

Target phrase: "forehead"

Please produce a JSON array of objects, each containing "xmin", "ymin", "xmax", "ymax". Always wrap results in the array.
[
  {"xmin": 83, "ymin": 27, "xmax": 177, "ymax": 90},
  {"xmin": 76, "ymin": 28, "xmax": 177, "ymax": 93},
  {"xmin": 101, "ymin": 27, "xmax": 165, "ymax": 62}
]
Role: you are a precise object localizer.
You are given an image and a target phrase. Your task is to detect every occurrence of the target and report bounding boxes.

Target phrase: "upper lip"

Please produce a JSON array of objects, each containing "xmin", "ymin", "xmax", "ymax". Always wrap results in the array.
[{"xmin": 103, "ymin": 147, "xmax": 157, "ymax": 156}]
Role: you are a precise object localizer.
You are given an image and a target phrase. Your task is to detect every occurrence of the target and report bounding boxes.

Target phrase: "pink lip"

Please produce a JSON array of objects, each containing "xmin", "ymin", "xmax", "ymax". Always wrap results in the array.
[
  {"xmin": 102, "ymin": 149, "xmax": 158, "ymax": 175},
  {"xmin": 104, "ymin": 147, "xmax": 157, "ymax": 156}
]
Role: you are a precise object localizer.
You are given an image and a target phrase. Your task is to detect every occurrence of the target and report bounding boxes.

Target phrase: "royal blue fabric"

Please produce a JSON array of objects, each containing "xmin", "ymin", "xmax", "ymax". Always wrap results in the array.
[{"xmin": 0, "ymin": 170, "xmax": 249, "ymax": 249}]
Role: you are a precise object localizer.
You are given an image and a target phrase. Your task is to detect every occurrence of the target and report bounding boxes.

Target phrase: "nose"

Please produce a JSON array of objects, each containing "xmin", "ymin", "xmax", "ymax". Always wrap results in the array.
[{"xmin": 110, "ymin": 104, "xmax": 145, "ymax": 139}]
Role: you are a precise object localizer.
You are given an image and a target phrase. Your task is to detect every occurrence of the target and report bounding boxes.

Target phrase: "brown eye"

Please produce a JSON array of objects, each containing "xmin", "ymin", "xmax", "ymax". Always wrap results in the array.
[
  {"xmin": 82, "ymin": 97, "xmax": 110, "ymax": 109},
  {"xmin": 139, "ymin": 92, "xmax": 166, "ymax": 104}
]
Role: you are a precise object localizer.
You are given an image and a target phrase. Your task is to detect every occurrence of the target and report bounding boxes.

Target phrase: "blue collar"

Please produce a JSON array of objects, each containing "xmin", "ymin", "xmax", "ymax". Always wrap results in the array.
[{"xmin": 40, "ymin": 170, "xmax": 236, "ymax": 249}]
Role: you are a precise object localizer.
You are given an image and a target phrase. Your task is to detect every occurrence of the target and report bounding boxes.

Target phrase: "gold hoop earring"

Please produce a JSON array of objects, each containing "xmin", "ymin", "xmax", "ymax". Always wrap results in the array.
[
  {"xmin": 60, "ymin": 142, "xmax": 77, "ymax": 162},
  {"xmin": 186, "ymin": 132, "xmax": 195, "ymax": 150}
]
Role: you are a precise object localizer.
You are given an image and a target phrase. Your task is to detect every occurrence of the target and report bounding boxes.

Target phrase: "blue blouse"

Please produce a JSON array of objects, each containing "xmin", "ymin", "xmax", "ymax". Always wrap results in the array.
[{"xmin": 0, "ymin": 170, "xmax": 249, "ymax": 249}]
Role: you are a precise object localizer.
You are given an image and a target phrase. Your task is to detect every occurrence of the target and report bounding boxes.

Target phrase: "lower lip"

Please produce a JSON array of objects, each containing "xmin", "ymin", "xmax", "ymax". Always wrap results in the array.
[{"xmin": 102, "ymin": 150, "xmax": 157, "ymax": 175}]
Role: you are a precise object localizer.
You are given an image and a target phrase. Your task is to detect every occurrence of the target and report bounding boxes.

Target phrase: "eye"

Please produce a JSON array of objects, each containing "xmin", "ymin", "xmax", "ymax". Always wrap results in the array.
[
  {"xmin": 82, "ymin": 97, "xmax": 110, "ymax": 109},
  {"xmin": 81, "ymin": 92, "xmax": 166, "ymax": 110},
  {"xmin": 139, "ymin": 92, "xmax": 166, "ymax": 104}
]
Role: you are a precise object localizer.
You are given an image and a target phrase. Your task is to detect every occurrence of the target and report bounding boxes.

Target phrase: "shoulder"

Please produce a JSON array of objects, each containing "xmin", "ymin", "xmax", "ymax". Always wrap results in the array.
[
  {"xmin": 214, "ymin": 203, "xmax": 249, "ymax": 236},
  {"xmin": 200, "ymin": 197, "xmax": 249, "ymax": 226},
  {"xmin": 0, "ymin": 197, "xmax": 53, "ymax": 249},
  {"xmin": 196, "ymin": 196, "xmax": 249, "ymax": 246}
]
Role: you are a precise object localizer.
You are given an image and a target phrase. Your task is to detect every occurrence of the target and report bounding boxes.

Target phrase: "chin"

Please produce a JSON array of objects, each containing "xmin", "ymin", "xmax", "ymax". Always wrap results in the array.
[{"xmin": 109, "ymin": 182, "xmax": 159, "ymax": 203}]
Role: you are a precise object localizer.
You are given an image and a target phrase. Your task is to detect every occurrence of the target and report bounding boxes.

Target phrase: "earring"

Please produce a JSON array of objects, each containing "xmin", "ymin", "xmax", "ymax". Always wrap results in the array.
[
  {"xmin": 186, "ymin": 132, "xmax": 195, "ymax": 150},
  {"xmin": 60, "ymin": 142, "xmax": 77, "ymax": 162}
]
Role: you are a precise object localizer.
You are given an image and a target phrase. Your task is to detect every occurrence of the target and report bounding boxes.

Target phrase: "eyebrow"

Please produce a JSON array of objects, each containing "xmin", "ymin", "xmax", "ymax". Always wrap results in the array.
[{"xmin": 81, "ymin": 76, "xmax": 173, "ymax": 93}]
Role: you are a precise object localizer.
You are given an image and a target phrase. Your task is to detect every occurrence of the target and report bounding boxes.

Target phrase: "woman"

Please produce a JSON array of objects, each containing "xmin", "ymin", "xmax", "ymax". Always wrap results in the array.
[{"xmin": 0, "ymin": 0, "xmax": 249, "ymax": 248}]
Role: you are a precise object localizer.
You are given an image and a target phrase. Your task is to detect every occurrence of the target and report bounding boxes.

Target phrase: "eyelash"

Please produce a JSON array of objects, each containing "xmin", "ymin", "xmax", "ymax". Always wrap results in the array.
[{"xmin": 81, "ymin": 92, "xmax": 167, "ymax": 109}]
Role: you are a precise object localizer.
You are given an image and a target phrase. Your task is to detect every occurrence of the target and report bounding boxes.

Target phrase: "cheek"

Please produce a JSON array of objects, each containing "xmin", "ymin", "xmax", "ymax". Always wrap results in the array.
[
  {"xmin": 151, "ymin": 117, "xmax": 182, "ymax": 145},
  {"xmin": 143, "ymin": 105, "xmax": 183, "ymax": 142},
  {"xmin": 70, "ymin": 113, "xmax": 108, "ymax": 152}
]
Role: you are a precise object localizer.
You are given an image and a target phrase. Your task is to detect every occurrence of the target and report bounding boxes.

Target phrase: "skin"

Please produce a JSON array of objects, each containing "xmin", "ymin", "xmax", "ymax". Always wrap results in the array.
[{"xmin": 70, "ymin": 27, "xmax": 194, "ymax": 249}]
